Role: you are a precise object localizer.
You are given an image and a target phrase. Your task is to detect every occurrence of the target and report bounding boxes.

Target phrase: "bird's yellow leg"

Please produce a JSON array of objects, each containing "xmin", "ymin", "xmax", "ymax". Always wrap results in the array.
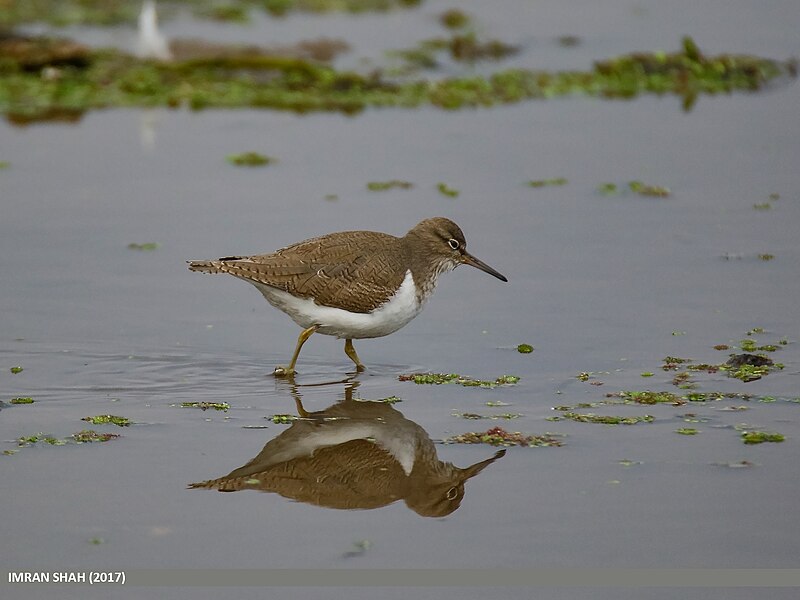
[
  {"xmin": 344, "ymin": 338, "xmax": 365, "ymax": 372},
  {"xmin": 292, "ymin": 395, "xmax": 311, "ymax": 418},
  {"xmin": 274, "ymin": 325, "xmax": 318, "ymax": 377}
]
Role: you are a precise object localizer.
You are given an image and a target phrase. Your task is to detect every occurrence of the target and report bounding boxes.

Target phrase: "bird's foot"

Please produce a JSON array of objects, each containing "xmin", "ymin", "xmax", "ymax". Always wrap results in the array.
[
  {"xmin": 343, "ymin": 339, "xmax": 366, "ymax": 374},
  {"xmin": 273, "ymin": 365, "xmax": 296, "ymax": 378}
]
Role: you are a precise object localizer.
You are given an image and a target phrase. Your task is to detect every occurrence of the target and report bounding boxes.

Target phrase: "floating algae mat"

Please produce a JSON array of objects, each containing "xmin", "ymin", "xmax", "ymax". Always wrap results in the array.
[
  {"xmin": 443, "ymin": 427, "xmax": 563, "ymax": 448},
  {"xmin": 399, "ymin": 372, "xmax": 520, "ymax": 387},
  {"xmin": 0, "ymin": 35, "xmax": 794, "ymax": 123},
  {"xmin": 0, "ymin": 0, "xmax": 422, "ymax": 26}
]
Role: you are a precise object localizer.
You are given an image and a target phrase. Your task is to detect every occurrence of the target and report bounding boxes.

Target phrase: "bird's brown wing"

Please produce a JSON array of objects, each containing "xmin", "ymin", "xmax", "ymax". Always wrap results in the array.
[{"xmin": 188, "ymin": 231, "xmax": 410, "ymax": 314}]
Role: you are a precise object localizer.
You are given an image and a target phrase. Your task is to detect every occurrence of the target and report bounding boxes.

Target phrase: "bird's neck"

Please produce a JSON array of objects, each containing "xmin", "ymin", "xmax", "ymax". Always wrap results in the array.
[{"xmin": 401, "ymin": 236, "xmax": 452, "ymax": 305}]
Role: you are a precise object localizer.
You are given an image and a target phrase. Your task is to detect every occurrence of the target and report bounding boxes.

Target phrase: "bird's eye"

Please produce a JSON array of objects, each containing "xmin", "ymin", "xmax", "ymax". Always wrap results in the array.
[
  {"xmin": 446, "ymin": 486, "xmax": 459, "ymax": 500},
  {"xmin": 447, "ymin": 239, "xmax": 460, "ymax": 250}
]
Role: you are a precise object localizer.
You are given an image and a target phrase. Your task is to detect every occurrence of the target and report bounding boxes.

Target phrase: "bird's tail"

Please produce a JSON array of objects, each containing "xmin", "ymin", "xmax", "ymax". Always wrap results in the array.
[{"xmin": 187, "ymin": 258, "xmax": 242, "ymax": 274}]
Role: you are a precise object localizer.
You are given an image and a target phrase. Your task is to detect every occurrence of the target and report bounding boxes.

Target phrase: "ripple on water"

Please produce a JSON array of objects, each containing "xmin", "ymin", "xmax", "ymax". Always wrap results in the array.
[{"xmin": 0, "ymin": 341, "xmax": 418, "ymax": 410}]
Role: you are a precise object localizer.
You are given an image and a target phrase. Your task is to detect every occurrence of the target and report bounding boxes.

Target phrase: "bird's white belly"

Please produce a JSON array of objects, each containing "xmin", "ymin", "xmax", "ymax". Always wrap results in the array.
[{"xmin": 252, "ymin": 270, "xmax": 423, "ymax": 339}]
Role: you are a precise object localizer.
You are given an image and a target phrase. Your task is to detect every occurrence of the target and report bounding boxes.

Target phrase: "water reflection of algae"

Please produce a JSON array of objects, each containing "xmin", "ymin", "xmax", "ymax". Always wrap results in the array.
[{"xmin": 189, "ymin": 385, "xmax": 504, "ymax": 517}]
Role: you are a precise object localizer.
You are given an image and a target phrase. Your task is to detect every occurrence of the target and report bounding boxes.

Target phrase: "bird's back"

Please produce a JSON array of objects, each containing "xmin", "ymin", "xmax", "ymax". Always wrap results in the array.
[{"xmin": 188, "ymin": 230, "xmax": 410, "ymax": 313}]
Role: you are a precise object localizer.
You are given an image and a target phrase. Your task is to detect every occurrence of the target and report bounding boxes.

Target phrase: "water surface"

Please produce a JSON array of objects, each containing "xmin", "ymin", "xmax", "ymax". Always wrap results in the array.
[{"xmin": 1, "ymin": 1, "xmax": 799, "ymax": 598}]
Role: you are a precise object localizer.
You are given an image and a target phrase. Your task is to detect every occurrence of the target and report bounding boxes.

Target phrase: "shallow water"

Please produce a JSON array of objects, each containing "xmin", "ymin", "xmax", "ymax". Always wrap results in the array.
[{"xmin": 1, "ymin": 1, "xmax": 799, "ymax": 598}]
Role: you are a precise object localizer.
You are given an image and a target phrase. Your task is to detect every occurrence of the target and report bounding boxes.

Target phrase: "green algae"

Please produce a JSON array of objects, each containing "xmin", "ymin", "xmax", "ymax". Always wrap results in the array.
[
  {"xmin": 439, "ymin": 9, "xmax": 470, "ymax": 30},
  {"xmin": 1, "ymin": 2, "xmax": 138, "ymax": 27},
  {"xmin": 527, "ymin": 178, "xmax": 567, "ymax": 188},
  {"xmin": 72, "ymin": 429, "xmax": 120, "ymax": 443},
  {"xmin": 354, "ymin": 395, "xmax": 403, "ymax": 404},
  {"xmin": 598, "ymin": 180, "xmax": 671, "ymax": 197},
  {"xmin": 227, "ymin": 152, "xmax": 274, "ymax": 166},
  {"xmin": 10, "ymin": 366, "xmax": 23, "ymax": 373},
  {"xmin": 268, "ymin": 414, "xmax": 297, "ymax": 424},
  {"xmin": 15, "ymin": 430, "xmax": 119, "ymax": 447},
  {"xmin": 724, "ymin": 353, "xmax": 782, "ymax": 382},
  {"xmin": 684, "ymin": 391, "xmax": 744, "ymax": 402},
  {"xmin": 436, "ymin": 182, "xmax": 459, "ymax": 197},
  {"xmin": 128, "ymin": 242, "xmax": 160, "ymax": 251},
  {"xmin": 81, "ymin": 415, "xmax": 131, "ymax": 427},
  {"xmin": 516, "ymin": 343, "xmax": 534, "ymax": 354},
  {"xmin": 686, "ymin": 363, "xmax": 721, "ymax": 373},
  {"xmin": 756, "ymin": 344, "xmax": 779, "ymax": 352},
  {"xmin": 432, "ymin": 33, "xmax": 518, "ymax": 63},
  {"xmin": 181, "ymin": 401, "xmax": 230, "ymax": 411},
  {"xmin": 661, "ymin": 356, "xmax": 691, "ymax": 370},
  {"xmin": 17, "ymin": 433, "xmax": 63, "ymax": 447},
  {"xmin": 659, "ymin": 345, "xmax": 783, "ymax": 383},
  {"xmin": 616, "ymin": 390, "xmax": 683, "ymax": 405},
  {"xmin": 671, "ymin": 371, "xmax": 693, "ymax": 387},
  {"xmin": 196, "ymin": 3, "xmax": 251, "ymax": 23},
  {"xmin": 727, "ymin": 363, "xmax": 780, "ymax": 382},
  {"xmin": 597, "ymin": 183, "xmax": 619, "ymax": 196},
  {"xmin": 553, "ymin": 329, "xmax": 793, "ymax": 448},
  {"xmin": 1, "ymin": 37, "xmax": 792, "ymax": 123},
  {"xmin": 452, "ymin": 411, "xmax": 522, "ymax": 420},
  {"xmin": 373, "ymin": 395, "xmax": 402, "ymax": 404},
  {"xmin": 553, "ymin": 401, "xmax": 613, "ymax": 411},
  {"xmin": 262, "ymin": 0, "xmax": 421, "ymax": 17},
  {"xmin": 675, "ymin": 427, "xmax": 699, "ymax": 435},
  {"xmin": 628, "ymin": 180, "xmax": 671, "ymax": 197},
  {"xmin": 443, "ymin": 426, "xmax": 563, "ymax": 448},
  {"xmin": 366, "ymin": 180, "xmax": 413, "ymax": 191},
  {"xmin": 389, "ymin": 32, "xmax": 518, "ymax": 72},
  {"xmin": 740, "ymin": 431, "xmax": 785, "ymax": 445},
  {"xmin": 739, "ymin": 338, "xmax": 758, "ymax": 352},
  {"xmin": 399, "ymin": 372, "xmax": 519, "ymax": 388},
  {"xmin": 612, "ymin": 389, "xmax": 758, "ymax": 405},
  {"xmin": 10, "ymin": 397, "xmax": 34, "ymax": 404},
  {"xmin": 604, "ymin": 379, "xmax": 770, "ymax": 405},
  {"xmin": 0, "ymin": 0, "xmax": 422, "ymax": 27},
  {"xmin": 551, "ymin": 412, "xmax": 654, "ymax": 425}
]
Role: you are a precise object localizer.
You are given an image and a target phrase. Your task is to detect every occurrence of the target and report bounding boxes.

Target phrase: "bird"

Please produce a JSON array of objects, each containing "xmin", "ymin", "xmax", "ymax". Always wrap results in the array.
[
  {"xmin": 136, "ymin": 1, "xmax": 172, "ymax": 61},
  {"xmin": 188, "ymin": 217, "xmax": 507, "ymax": 376},
  {"xmin": 188, "ymin": 394, "xmax": 506, "ymax": 517}
]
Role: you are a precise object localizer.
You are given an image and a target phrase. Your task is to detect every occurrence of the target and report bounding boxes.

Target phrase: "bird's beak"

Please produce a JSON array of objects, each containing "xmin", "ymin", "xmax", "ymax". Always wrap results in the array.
[
  {"xmin": 462, "ymin": 251, "xmax": 508, "ymax": 282},
  {"xmin": 460, "ymin": 449, "xmax": 507, "ymax": 480}
]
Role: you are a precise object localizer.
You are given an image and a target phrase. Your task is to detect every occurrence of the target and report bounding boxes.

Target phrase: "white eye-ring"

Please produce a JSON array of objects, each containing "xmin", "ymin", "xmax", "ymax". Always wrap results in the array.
[{"xmin": 447, "ymin": 239, "xmax": 460, "ymax": 250}]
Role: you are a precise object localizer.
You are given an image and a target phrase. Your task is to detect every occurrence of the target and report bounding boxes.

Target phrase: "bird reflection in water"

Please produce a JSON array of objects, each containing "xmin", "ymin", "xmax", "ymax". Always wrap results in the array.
[{"xmin": 188, "ymin": 382, "xmax": 505, "ymax": 517}]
